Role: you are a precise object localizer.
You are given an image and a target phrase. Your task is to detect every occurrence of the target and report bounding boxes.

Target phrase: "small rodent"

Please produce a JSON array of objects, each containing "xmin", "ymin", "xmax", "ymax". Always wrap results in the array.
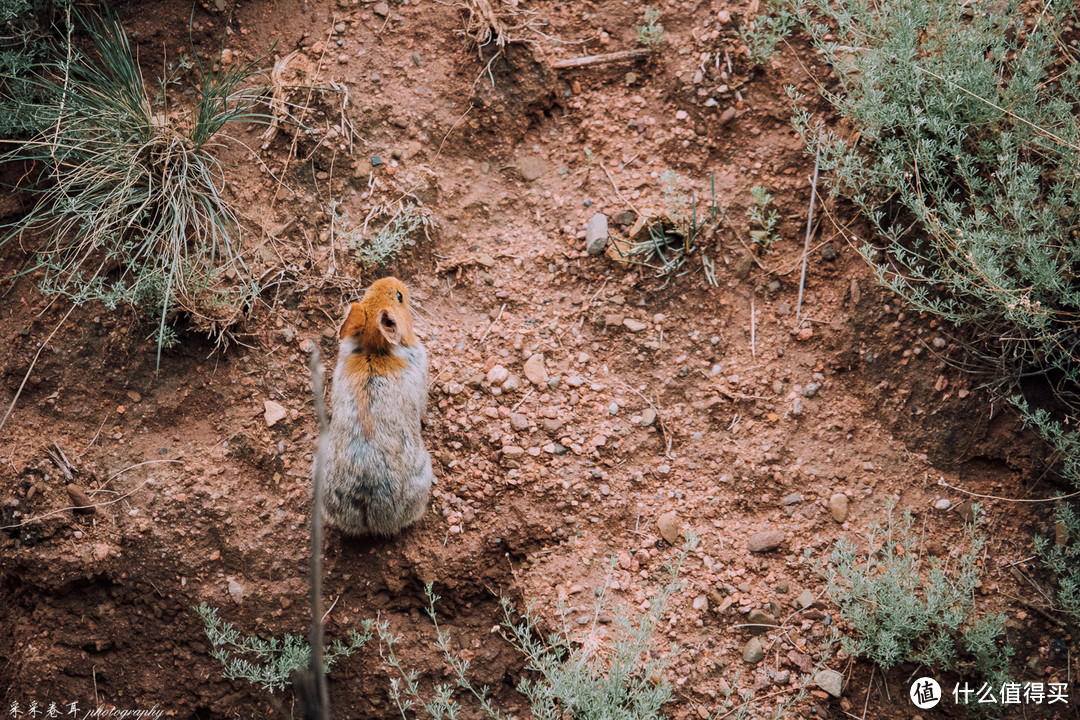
[{"xmin": 322, "ymin": 277, "xmax": 433, "ymax": 536}]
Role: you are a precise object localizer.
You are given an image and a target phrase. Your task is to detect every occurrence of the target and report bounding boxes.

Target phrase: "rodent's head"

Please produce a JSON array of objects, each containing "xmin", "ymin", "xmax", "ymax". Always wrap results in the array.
[{"xmin": 339, "ymin": 277, "xmax": 418, "ymax": 354}]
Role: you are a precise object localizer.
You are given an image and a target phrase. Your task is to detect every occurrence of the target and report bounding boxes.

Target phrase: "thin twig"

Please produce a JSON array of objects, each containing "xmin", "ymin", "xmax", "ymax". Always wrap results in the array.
[
  {"xmin": 0, "ymin": 304, "xmax": 76, "ymax": 434},
  {"xmin": 750, "ymin": 294, "xmax": 756, "ymax": 359},
  {"xmin": 796, "ymin": 143, "xmax": 821, "ymax": 323},
  {"xmin": 936, "ymin": 476, "xmax": 1080, "ymax": 502},
  {"xmin": 1, "ymin": 460, "xmax": 181, "ymax": 530},
  {"xmin": 552, "ymin": 48, "xmax": 650, "ymax": 68},
  {"xmin": 479, "ymin": 304, "xmax": 506, "ymax": 343},
  {"xmin": 292, "ymin": 347, "xmax": 331, "ymax": 720}
]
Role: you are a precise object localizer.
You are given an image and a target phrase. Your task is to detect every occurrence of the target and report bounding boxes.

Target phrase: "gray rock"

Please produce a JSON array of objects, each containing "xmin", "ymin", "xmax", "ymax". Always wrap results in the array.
[
  {"xmin": 781, "ymin": 492, "xmax": 803, "ymax": 506},
  {"xmin": 802, "ymin": 382, "xmax": 821, "ymax": 398},
  {"xmin": 814, "ymin": 669, "xmax": 844, "ymax": 698},
  {"xmin": 747, "ymin": 530, "xmax": 785, "ymax": 553},
  {"xmin": 623, "ymin": 318, "xmax": 647, "ymax": 332},
  {"xmin": 585, "ymin": 213, "xmax": 609, "ymax": 255},
  {"xmin": 821, "ymin": 243, "xmax": 836, "ymax": 261},
  {"xmin": 796, "ymin": 590, "xmax": 815, "ymax": 609},
  {"xmin": 373, "ymin": 1, "xmax": 390, "ymax": 16},
  {"xmin": 502, "ymin": 375, "xmax": 520, "ymax": 391},
  {"xmin": 772, "ymin": 380, "xmax": 784, "ymax": 394},
  {"xmin": 829, "ymin": 493, "xmax": 850, "ymax": 523},
  {"xmin": 641, "ymin": 408, "xmax": 657, "ymax": 426},
  {"xmin": 742, "ymin": 637, "xmax": 765, "ymax": 663},
  {"xmin": 719, "ymin": 106, "xmax": 737, "ymax": 125},
  {"xmin": 510, "ymin": 413, "xmax": 529, "ymax": 431},
  {"xmin": 774, "ymin": 669, "xmax": 791, "ymax": 686}
]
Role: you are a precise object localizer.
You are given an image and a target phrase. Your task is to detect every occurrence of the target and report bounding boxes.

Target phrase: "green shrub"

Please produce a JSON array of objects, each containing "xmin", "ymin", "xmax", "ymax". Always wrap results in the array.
[
  {"xmin": 0, "ymin": 0, "xmax": 69, "ymax": 139},
  {"xmin": 196, "ymin": 603, "xmax": 373, "ymax": 693},
  {"xmin": 746, "ymin": 185, "xmax": 779, "ymax": 252},
  {"xmin": 635, "ymin": 8, "xmax": 666, "ymax": 49},
  {"xmin": 381, "ymin": 540, "xmax": 697, "ymax": 720},
  {"xmin": 819, "ymin": 503, "xmax": 1011, "ymax": 685},
  {"xmin": 739, "ymin": 0, "xmax": 794, "ymax": 66},
  {"xmin": 3, "ymin": 9, "xmax": 268, "ymax": 367},
  {"xmin": 791, "ymin": 0, "xmax": 1080, "ymax": 630},
  {"xmin": 333, "ymin": 200, "xmax": 426, "ymax": 268}
]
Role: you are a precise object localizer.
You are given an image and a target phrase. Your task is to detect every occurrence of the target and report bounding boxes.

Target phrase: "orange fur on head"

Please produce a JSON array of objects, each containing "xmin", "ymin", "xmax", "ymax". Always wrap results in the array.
[{"xmin": 339, "ymin": 277, "xmax": 418, "ymax": 383}]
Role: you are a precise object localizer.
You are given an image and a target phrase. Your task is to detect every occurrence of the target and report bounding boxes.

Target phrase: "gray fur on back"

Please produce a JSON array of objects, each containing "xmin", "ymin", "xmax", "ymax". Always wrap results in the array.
[{"xmin": 322, "ymin": 342, "xmax": 433, "ymax": 536}]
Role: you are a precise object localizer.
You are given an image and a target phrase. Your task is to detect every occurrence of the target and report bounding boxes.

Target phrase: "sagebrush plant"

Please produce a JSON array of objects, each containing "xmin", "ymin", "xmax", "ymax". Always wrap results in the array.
[
  {"xmin": 0, "ymin": 0, "xmax": 68, "ymax": 139},
  {"xmin": 746, "ymin": 185, "xmax": 779, "ymax": 252},
  {"xmin": 380, "ymin": 538, "xmax": 697, "ymax": 720},
  {"xmin": 819, "ymin": 503, "xmax": 1011, "ymax": 686},
  {"xmin": 790, "ymin": 0, "xmax": 1080, "ymax": 626},
  {"xmin": 635, "ymin": 8, "xmax": 665, "ymax": 49},
  {"xmin": 3, "ymin": 9, "xmax": 268, "ymax": 367},
  {"xmin": 739, "ymin": 0, "xmax": 794, "ymax": 66},
  {"xmin": 196, "ymin": 603, "xmax": 373, "ymax": 693},
  {"xmin": 609, "ymin": 171, "xmax": 723, "ymax": 286},
  {"xmin": 334, "ymin": 200, "xmax": 426, "ymax": 267}
]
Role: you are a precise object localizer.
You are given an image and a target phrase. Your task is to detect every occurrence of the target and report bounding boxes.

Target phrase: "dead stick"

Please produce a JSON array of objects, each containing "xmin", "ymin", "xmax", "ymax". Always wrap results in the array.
[
  {"xmin": 293, "ymin": 347, "xmax": 331, "ymax": 720},
  {"xmin": 795, "ymin": 143, "xmax": 821, "ymax": 323},
  {"xmin": 750, "ymin": 294, "xmax": 757, "ymax": 359},
  {"xmin": 553, "ymin": 49, "xmax": 650, "ymax": 69},
  {"xmin": 0, "ymin": 304, "xmax": 76, "ymax": 434}
]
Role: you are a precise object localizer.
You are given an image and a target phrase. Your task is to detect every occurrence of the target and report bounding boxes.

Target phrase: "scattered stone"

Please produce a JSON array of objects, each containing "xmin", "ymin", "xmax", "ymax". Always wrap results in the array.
[
  {"xmin": 746, "ymin": 609, "xmax": 777, "ymax": 635},
  {"xmin": 264, "ymin": 400, "xmax": 287, "ymax": 427},
  {"xmin": 373, "ymin": 0, "xmax": 390, "ymax": 16},
  {"xmin": 776, "ymin": 581, "xmax": 789, "ymax": 593},
  {"xmin": 821, "ymin": 243, "xmax": 836, "ymax": 261},
  {"xmin": 67, "ymin": 485, "xmax": 96, "ymax": 514},
  {"xmin": 371, "ymin": 155, "xmax": 383, "ymax": 167},
  {"xmin": 747, "ymin": 530, "xmax": 785, "ymax": 553},
  {"xmin": 566, "ymin": 375, "xmax": 584, "ymax": 387},
  {"xmin": 796, "ymin": 327, "xmax": 813, "ymax": 341},
  {"xmin": 228, "ymin": 578, "xmax": 245, "ymax": 604},
  {"xmin": 934, "ymin": 498, "xmax": 952, "ymax": 511},
  {"xmin": 802, "ymin": 382, "xmax": 821, "ymax": 398},
  {"xmin": 719, "ymin": 106, "xmax": 737, "ymax": 125},
  {"xmin": 585, "ymin": 213, "xmax": 609, "ymax": 255},
  {"xmin": 608, "ymin": 402, "xmax": 619, "ymax": 415},
  {"xmin": 92, "ymin": 543, "xmax": 110, "ymax": 562},
  {"xmin": 788, "ymin": 650, "xmax": 814, "ymax": 673},
  {"xmin": 613, "ymin": 209, "xmax": 636, "ymax": 226},
  {"xmin": 517, "ymin": 156, "xmax": 545, "ymax": 181},
  {"xmin": 487, "ymin": 364, "xmax": 510, "ymax": 385},
  {"xmin": 623, "ymin": 318, "xmax": 647, "ymax": 332},
  {"xmin": 641, "ymin": 407, "xmax": 657, "ymax": 426},
  {"xmin": 775, "ymin": 670, "xmax": 791, "ymax": 686},
  {"xmin": 510, "ymin": 413, "xmax": 529, "ymax": 431},
  {"xmin": 781, "ymin": 492, "xmax": 803, "ymax": 506},
  {"xmin": 829, "ymin": 493, "xmax": 850, "ymax": 523},
  {"xmin": 542, "ymin": 418, "xmax": 564, "ymax": 434},
  {"xmin": 772, "ymin": 380, "xmax": 784, "ymax": 394},
  {"xmin": 734, "ymin": 252, "xmax": 754, "ymax": 280},
  {"xmin": 796, "ymin": 590, "xmax": 815, "ymax": 609},
  {"xmin": 523, "ymin": 354, "xmax": 548, "ymax": 386},
  {"xmin": 791, "ymin": 397, "xmax": 803, "ymax": 416},
  {"xmin": 693, "ymin": 595, "xmax": 709, "ymax": 611},
  {"xmin": 657, "ymin": 511, "xmax": 681, "ymax": 544},
  {"xmin": 605, "ymin": 314, "xmax": 625, "ymax": 328},
  {"xmin": 742, "ymin": 637, "xmax": 765, "ymax": 664},
  {"xmin": 501, "ymin": 446, "xmax": 525, "ymax": 458},
  {"xmin": 502, "ymin": 375, "xmax": 520, "ymax": 391},
  {"xmin": 814, "ymin": 669, "xmax": 844, "ymax": 698},
  {"xmin": 956, "ymin": 500, "xmax": 975, "ymax": 522}
]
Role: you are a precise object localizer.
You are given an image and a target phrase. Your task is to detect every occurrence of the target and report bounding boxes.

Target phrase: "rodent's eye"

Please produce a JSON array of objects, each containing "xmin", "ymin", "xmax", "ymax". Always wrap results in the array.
[{"xmin": 396, "ymin": 291, "xmax": 404, "ymax": 304}]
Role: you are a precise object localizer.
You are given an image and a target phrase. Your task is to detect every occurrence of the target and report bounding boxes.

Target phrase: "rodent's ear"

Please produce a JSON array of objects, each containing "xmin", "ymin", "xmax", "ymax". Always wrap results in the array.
[
  {"xmin": 340, "ymin": 303, "xmax": 364, "ymax": 340},
  {"xmin": 376, "ymin": 308, "xmax": 402, "ymax": 346}
]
